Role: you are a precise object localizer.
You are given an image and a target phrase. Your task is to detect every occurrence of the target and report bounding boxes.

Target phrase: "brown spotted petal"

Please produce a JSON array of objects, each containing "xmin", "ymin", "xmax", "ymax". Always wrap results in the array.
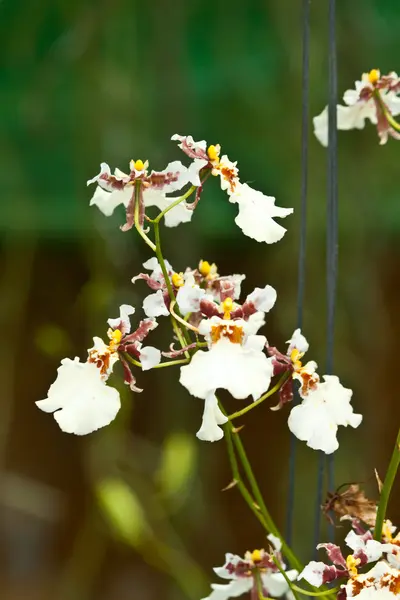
[
  {"xmin": 131, "ymin": 273, "xmax": 163, "ymax": 291},
  {"xmin": 199, "ymin": 297, "xmax": 222, "ymax": 318},
  {"xmin": 123, "ymin": 318, "xmax": 158, "ymax": 345},
  {"xmin": 373, "ymin": 96, "xmax": 400, "ymax": 145},
  {"xmin": 120, "ymin": 356, "xmax": 143, "ymax": 393},
  {"xmin": 171, "ymin": 134, "xmax": 209, "ymax": 161},
  {"xmin": 267, "ymin": 346, "xmax": 293, "ymax": 376},
  {"xmin": 317, "ymin": 543, "xmax": 347, "ymax": 569}
]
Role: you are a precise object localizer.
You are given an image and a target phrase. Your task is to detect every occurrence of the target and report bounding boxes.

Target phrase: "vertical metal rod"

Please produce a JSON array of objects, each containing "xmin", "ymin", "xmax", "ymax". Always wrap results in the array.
[
  {"xmin": 314, "ymin": 0, "xmax": 338, "ymax": 553},
  {"xmin": 286, "ymin": 0, "xmax": 310, "ymax": 549}
]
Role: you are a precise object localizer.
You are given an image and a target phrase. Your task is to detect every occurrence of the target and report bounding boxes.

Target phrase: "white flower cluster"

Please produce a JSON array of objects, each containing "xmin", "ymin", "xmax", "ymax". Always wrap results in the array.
[
  {"xmin": 300, "ymin": 519, "xmax": 400, "ymax": 599},
  {"xmin": 36, "ymin": 133, "xmax": 361, "ymax": 457}
]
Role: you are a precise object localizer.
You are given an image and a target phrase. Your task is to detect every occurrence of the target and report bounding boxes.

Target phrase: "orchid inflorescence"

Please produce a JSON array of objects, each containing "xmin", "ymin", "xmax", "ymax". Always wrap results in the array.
[{"xmin": 37, "ymin": 69, "xmax": 400, "ymax": 600}]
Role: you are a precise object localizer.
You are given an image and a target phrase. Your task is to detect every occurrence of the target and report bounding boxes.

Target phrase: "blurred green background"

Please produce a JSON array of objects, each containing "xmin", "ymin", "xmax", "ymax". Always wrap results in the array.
[{"xmin": 1, "ymin": 0, "xmax": 400, "ymax": 598}]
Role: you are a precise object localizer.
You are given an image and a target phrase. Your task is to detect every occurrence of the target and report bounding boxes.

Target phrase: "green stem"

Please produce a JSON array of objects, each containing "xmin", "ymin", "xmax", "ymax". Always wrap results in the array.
[
  {"xmin": 374, "ymin": 90, "xmax": 400, "ymax": 133},
  {"xmin": 254, "ymin": 570, "xmax": 271, "ymax": 600},
  {"xmin": 153, "ymin": 220, "xmax": 175, "ymax": 300},
  {"xmin": 230, "ymin": 430, "xmax": 301, "ymax": 571},
  {"xmin": 223, "ymin": 423, "xmax": 271, "ymax": 531},
  {"xmin": 123, "ymin": 353, "xmax": 189, "ymax": 369},
  {"xmin": 374, "ymin": 426, "xmax": 400, "ymax": 540},
  {"xmin": 153, "ymin": 185, "xmax": 197, "ymax": 224},
  {"xmin": 290, "ymin": 585, "xmax": 340, "ymax": 598},
  {"xmin": 228, "ymin": 373, "xmax": 289, "ymax": 421},
  {"xmin": 153, "ymin": 220, "xmax": 192, "ymax": 353},
  {"xmin": 134, "ymin": 183, "xmax": 156, "ymax": 251}
]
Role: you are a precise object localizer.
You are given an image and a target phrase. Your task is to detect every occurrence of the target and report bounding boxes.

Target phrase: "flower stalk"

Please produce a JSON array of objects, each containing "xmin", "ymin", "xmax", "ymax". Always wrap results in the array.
[{"xmin": 374, "ymin": 426, "xmax": 400, "ymax": 541}]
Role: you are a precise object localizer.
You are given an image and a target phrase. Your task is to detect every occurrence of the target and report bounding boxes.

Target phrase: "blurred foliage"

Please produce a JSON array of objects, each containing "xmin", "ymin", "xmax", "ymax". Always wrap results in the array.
[{"xmin": 1, "ymin": 1, "xmax": 400, "ymax": 599}]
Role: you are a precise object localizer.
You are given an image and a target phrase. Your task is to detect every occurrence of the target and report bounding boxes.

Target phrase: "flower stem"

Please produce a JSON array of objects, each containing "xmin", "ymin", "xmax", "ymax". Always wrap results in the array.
[
  {"xmin": 223, "ymin": 423, "xmax": 271, "ymax": 531},
  {"xmin": 227, "ymin": 374, "xmax": 289, "ymax": 421},
  {"xmin": 123, "ymin": 353, "xmax": 189, "ymax": 370},
  {"xmin": 153, "ymin": 220, "xmax": 193, "ymax": 353},
  {"xmin": 374, "ymin": 426, "xmax": 400, "ymax": 540},
  {"xmin": 289, "ymin": 585, "xmax": 340, "ymax": 598},
  {"xmin": 374, "ymin": 90, "xmax": 400, "ymax": 133},
  {"xmin": 153, "ymin": 220, "xmax": 175, "ymax": 300},
  {"xmin": 134, "ymin": 183, "xmax": 156, "ymax": 251},
  {"xmin": 153, "ymin": 185, "xmax": 197, "ymax": 224}
]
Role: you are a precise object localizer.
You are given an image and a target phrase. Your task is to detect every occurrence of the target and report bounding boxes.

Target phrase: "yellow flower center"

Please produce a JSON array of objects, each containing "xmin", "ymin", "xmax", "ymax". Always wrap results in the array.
[
  {"xmin": 222, "ymin": 297, "xmax": 233, "ymax": 320},
  {"xmin": 346, "ymin": 555, "xmax": 360, "ymax": 577},
  {"xmin": 290, "ymin": 348, "xmax": 303, "ymax": 371},
  {"xmin": 368, "ymin": 69, "xmax": 380, "ymax": 84},
  {"xmin": 199, "ymin": 260, "xmax": 212, "ymax": 277},
  {"xmin": 207, "ymin": 144, "xmax": 220, "ymax": 164},
  {"xmin": 108, "ymin": 328, "xmax": 122, "ymax": 351},
  {"xmin": 133, "ymin": 159, "xmax": 145, "ymax": 171},
  {"xmin": 172, "ymin": 272, "xmax": 184, "ymax": 288},
  {"xmin": 250, "ymin": 549, "xmax": 263, "ymax": 564},
  {"xmin": 383, "ymin": 520, "xmax": 394, "ymax": 542}
]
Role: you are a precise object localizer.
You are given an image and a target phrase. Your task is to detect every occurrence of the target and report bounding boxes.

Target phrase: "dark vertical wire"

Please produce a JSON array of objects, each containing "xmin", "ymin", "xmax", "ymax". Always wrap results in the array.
[
  {"xmin": 285, "ymin": 0, "xmax": 310, "ymax": 549},
  {"xmin": 314, "ymin": 0, "xmax": 338, "ymax": 553}
]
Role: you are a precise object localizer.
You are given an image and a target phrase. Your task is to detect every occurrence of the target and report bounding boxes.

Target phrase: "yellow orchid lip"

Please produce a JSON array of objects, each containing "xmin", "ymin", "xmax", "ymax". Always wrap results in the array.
[
  {"xmin": 133, "ymin": 159, "xmax": 145, "ymax": 171},
  {"xmin": 172, "ymin": 272, "xmax": 184, "ymax": 288},
  {"xmin": 368, "ymin": 69, "xmax": 380, "ymax": 84}
]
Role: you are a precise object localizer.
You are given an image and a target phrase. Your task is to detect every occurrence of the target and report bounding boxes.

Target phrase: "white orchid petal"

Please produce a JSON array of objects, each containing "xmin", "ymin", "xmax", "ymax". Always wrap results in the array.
[
  {"xmin": 196, "ymin": 393, "xmax": 227, "ymax": 442},
  {"xmin": 231, "ymin": 183, "xmax": 293, "ymax": 244},
  {"xmin": 288, "ymin": 375, "xmax": 362, "ymax": 454},
  {"xmin": 36, "ymin": 358, "xmax": 120, "ymax": 435},
  {"xmin": 246, "ymin": 285, "xmax": 277, "ymax": 313},
  {"xmin": 143, "ymin": 290, "xmax": 169, "ymax": 318},
  {"xmin": 180, "ymin": 334, "xmax": 273, "ymax": 400},
  {"xmin": 139, "ymin": 346, "xmax": 161, "ymax": 370}
]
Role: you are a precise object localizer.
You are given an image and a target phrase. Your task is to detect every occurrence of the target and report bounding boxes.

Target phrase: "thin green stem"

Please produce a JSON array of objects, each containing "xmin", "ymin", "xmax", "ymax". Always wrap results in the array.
[
  {"xmin": 374, "ymin": 90, "xmax": 400, "ymax": 133},
  {"xmin": 123, "ymin": 353, "xmax": 189, "ymax": 370},
  {"xmin": 153, "ymin": 186, "xmax": 197, "ymax": 224},
  {"xmin": 374, "ymin": 426, "xmax": 400, "ymax": 540},
  {"xmin": 228, "ymin": 374, "xmax": 289, "ymax": 421},
  {"xmin": 254, "ymin": 570, "xmax": 271, "ymax": 600},
  {"xmin": 153, "ymin": 219, "xmax": 192, "ymax": 353},
  {"xmin": 290, "ymin": 585, "xmax": 340, "ymax": 598},
  {"xmin": 153, "ymin": 220, "xmax": 175, "ymax": 300},
  {"xmin": 134, "ymin": 183, "xmax": 156, "ymax": 251},
  {"xmin": 223, "ymin": 423, "xmax": 270, "ymax": 530},
  {"xmin": 231, "ymin": 431, "xmax": 302, "ymax": 571}
]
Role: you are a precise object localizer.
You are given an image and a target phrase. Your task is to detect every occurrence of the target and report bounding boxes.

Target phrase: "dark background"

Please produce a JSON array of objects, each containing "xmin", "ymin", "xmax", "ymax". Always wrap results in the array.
[{"xmin": 1, "ymin": 0, "xmax": 399, "ymax": 598}]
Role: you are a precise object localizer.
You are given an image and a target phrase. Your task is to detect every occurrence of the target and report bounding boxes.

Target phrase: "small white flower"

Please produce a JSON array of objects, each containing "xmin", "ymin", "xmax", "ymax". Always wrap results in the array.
[
  {"xmin": 36, "ymin": 358, "xmax": 120, "ymax": 435},
  {"xmin": 196, "ymin": 392, "xmax": 228, "ymax": 442},
  {"xmin": 138, "ymin": 345, "xmax": 161, "ymax": 370},
  {"xmin": 288, "ymin": 375, "xmax": 362, "ymax": 454},
  {"xmin": 202, "ymin": 550, "xmax": 298, "ymax": 600},
  {"xmin": 180, "ymin": 316, "xmax": 273, "ymax": 402},
  {"xmin": 230, "ymin": 183, "xmax": 293, "ymax": 244},
  {"xmin": 176, "ymin": 273, "xmax": 206, "ymax": 314},
  {"xmin": 314, "ymin": 71, "xmax": 400, "ymax": 146},
  {"xmin": 143, "ymin": 289, "xmax": 169, "ymax": 317},
  {"xmin": 88, "ymin": 159, "xmax": 195, "ymax": 226}
]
